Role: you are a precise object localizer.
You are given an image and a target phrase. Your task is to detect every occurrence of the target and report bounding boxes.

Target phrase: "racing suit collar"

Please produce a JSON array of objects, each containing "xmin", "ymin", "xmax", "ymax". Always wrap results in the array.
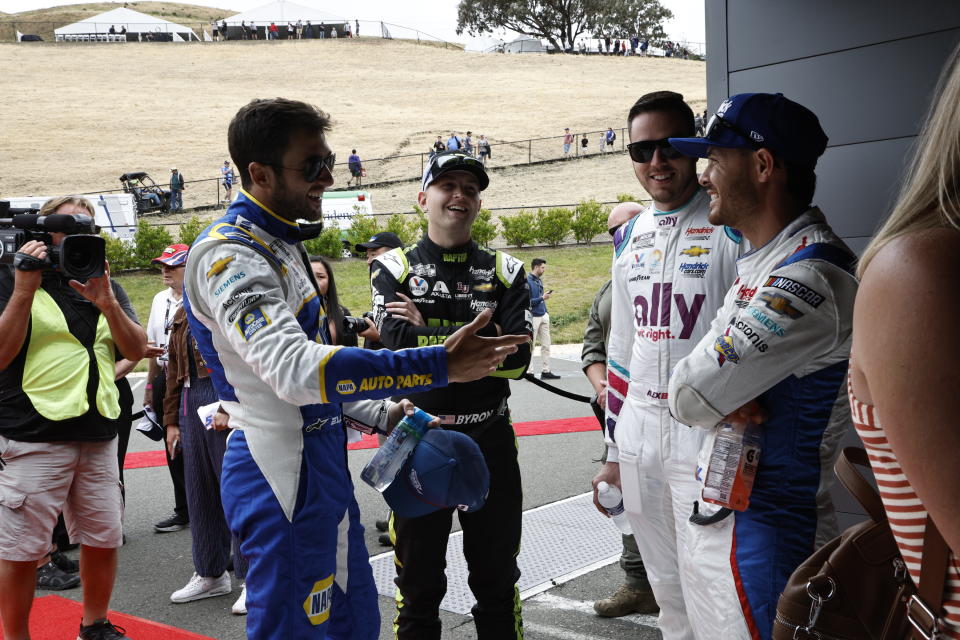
[
  {"xmin": 234, "ymin": 189, "xmax": 302, "ymax": 244},
  {"xmin": 736, "ymin": 207, "xmax": 826, "ymax": 272},
  {"xmin": 419, "ymin": 234, "xmax": 476, "ymax": 262}
]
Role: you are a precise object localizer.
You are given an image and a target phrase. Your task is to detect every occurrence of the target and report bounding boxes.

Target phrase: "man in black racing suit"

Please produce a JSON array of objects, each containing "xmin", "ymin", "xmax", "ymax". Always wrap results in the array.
[{"xmin": 371, "ymin": 151, "xmax": 532, "ymax": 639}]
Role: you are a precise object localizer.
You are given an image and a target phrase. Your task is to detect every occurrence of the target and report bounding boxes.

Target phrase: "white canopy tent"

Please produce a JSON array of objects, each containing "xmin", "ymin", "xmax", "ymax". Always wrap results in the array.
[
  {"xmin": 54, "ymin": 8, "xmax": 200, "ymax": 42},
  {"xmin": 224, "ymin": 1, "xmax": 347, "ymax": 38}
]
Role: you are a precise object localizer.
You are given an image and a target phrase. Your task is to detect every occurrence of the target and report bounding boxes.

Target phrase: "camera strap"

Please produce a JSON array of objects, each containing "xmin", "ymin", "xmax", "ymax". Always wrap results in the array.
[{"xmin": 13, "ymin": 251, "xmax": 49, "ymax": 271}]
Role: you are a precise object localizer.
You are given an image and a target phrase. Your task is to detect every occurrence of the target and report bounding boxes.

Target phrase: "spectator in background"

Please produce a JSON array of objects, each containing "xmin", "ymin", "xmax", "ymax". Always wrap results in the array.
[
  {"xmin": 446, "ymin": 132, "xmax": 462, "ymax": 151},
  {"xmin": 476, "ymin": 134, "xmax": 491, "ymax": 166},
  {"xmin": 640, "ymin": 39, "xmax": 648, "ymax": 56},
  {"xmin": 581, "ymin": 203, "xmax": 659, "ymax": 619},
  {"xmin": 580, "ymin": 133, "xmax": 589, "ymax": 153},
  {"xmin": 347, "ymin": 149, "xmax": 363, "ymax": 187},
  {"xmin": 432, "ymin": 135, "xmax": 446, "ymax": 157},
  {"xmin": 562, "ymin": 127, "xmax": 574, "ymax": 157},
  {"xmin": 355, "ymin": 19, "xmax": 359, "ymax": 36},
  {"xmin": 145, "ymin": 244, "xmax": 191, "ymax": 534},
  {"xmin": 604, "ymin": 126, "xmax": 617, "ymax": 152},
  {"xmin": 319, "ymin": 21, "xmax": 325, "ymax": 38},
  {"xmin": 305, "ymin": 20, "xmax": 312, "ymax": 38},
  {"xmin": 108, "ymin": 25, "xmax": 116, "ymax": 35},
  {"xmin": 169, "ymin": 167, "xmax": 185, "ymax": 212},
  {"xmin": 295, "ymin": 19, "xmax": 302, "ymax": 38},
  {"xmin": 850, "ymin": 47, "xmax": 960, "ymax": 633},
  {"xmin": 309, "ymin": 256, "xmax": 357, "ymax": 347},
  {"xmin": 287, "ymin": 22, "xmax": 294, "ymax": 38},
  {"xmin": 221, "ymin": 160, "xmax": 236, "ymax": 206},
  {"xmin": 164, "ymin": 302, "xmax": 248, "ymax": 614},
  {"xmin": 331, "ymin": 25, "xmax": 338, "ymax": 38},
  {"xmin": 268, "ymin": 22, "xmax": 278, "ymax": 40},
  {"xmin": 0, "ymin": 196, "xmax": 146, "ymax": 640},
  {"xmin": 527, "ymin": 258, "xmax": 558, "ymax": 379},
  {"xmin": 463, "ymin": 131, "xmax": 474, "ymax": 155}
]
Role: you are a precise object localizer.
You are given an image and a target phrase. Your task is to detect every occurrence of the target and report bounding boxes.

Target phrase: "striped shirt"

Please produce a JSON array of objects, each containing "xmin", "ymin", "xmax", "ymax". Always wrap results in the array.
[{"xmin": 848, "ymin": 376, "xmax": 960, "ymax": 637}]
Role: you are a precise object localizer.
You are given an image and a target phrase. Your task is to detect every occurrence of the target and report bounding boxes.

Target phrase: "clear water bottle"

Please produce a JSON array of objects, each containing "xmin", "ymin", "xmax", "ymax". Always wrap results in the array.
[
  {"xmin": 702, "ymin": 418, "xmax": 761, "ymax": 511},
  {"xmin": 596, "ymin": 481, "xmax": 632, "ymax": 534},
  {"xmin": 360, "ymin": 408, "xmax": 433, "ymax": 492}
]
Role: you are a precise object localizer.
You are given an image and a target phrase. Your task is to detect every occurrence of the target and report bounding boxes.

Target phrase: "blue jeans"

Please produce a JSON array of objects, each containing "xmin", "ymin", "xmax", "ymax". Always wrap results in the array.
[{"xmin": 170, "ymin": 189, "xmax": 183, "ymax": 211}]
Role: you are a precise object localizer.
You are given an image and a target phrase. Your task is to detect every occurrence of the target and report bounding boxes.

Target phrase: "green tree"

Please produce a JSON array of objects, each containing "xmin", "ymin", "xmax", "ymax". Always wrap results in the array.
[
  {"xmin": 617, "ymin": 192, "xmax": 640, "ymax": 203},
  {"xmin": 177, "ymin": 214, "xmax": 209, "ymax": 247},
  {"xmin": 409, "ymin": 204, "xmax": 429, "ymax": 240},
  {"xmin": 132, "ymin": 220, "xmax": 174, "ymax": 269},
  {"xmin": 570, "ymin": 199, "xmax": 608, "ymax": 244},
  {"xmin": 386, "ymin": 213, "xmax": 417, "ymax": 246},
  {"xmin": 535, "ymin": 207, "xmax": 573, "ymax": 247},
  {"xmin": 499, "ymin": 210, "xmax": 538, "ymax": 248},
  {"xmin": 344, "ymin": 213, "xmax": 381, "ymax": 256},
  {"xmin": 303, "ymin": 226, "xmax": 348, "ymax": 259},
  {"xmin": 103, "ymin": 235, "xmax": 138, "ymax": 272},
  {"xmin": 456, "ymin": 0, "xmax": 671, "ymax": 52},
  {"xmin": 471, "ymin": 209, "xmax": 498, "ymax": 247}
]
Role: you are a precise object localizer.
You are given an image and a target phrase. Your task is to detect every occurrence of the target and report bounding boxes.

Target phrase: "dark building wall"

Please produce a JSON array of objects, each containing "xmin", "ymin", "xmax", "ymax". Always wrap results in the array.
[
  {"xmin": 706, "ymin": 1, "xmax": 960, "ymax": 254},
  {"xmin": 705, "ymin": 2, "xmax": 960, "ymax": 527}
]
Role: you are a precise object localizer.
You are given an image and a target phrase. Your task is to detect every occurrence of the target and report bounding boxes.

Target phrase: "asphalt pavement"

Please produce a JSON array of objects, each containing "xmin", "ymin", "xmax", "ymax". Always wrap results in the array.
[{"xmin": 37, "ymin": 348, "xmax": 661, "ymax": 639}]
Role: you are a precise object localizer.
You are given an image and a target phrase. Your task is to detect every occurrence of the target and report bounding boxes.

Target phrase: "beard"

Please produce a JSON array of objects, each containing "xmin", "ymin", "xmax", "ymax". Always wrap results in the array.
[{"xmin": 274, "ymin": 178, "xmax": 320, "ymax": 222}]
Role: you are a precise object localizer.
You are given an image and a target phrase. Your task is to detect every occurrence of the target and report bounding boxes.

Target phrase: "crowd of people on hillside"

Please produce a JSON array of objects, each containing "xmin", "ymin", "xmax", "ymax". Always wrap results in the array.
[{"xmin": 211, "ymin": 18, "xmax": 360, "ymax": 41}]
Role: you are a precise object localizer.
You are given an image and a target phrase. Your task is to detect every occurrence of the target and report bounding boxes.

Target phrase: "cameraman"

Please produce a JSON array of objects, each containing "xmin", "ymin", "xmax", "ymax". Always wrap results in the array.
[
  {"xmin": 0, "ymin": 196, "xmax": 146, "ymax": 640},
  {"xmin": 354, "ymin": 231, "xmax": 403, "ymax": 348}
]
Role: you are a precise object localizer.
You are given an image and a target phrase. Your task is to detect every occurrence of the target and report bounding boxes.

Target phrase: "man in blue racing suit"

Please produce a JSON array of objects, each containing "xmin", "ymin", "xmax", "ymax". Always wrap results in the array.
[{"xmin": 183, "ymin": 98, "xmax": 527, "ymax": 640}]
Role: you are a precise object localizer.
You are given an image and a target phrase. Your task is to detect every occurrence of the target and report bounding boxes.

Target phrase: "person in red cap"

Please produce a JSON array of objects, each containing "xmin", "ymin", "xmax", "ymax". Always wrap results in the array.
[{"xmin": 144, "ymin": 244, "xmax": 191, "ymax": 534}]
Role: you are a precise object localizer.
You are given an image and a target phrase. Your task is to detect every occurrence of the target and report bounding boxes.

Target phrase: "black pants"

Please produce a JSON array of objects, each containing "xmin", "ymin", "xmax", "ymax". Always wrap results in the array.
[
  {"xmin": 393, "ymin": 417, "xmax": 523, "ymax": 640},
  {"xmin": 153, "ymin": 371, "xmax": 188, "ymax": 520}
]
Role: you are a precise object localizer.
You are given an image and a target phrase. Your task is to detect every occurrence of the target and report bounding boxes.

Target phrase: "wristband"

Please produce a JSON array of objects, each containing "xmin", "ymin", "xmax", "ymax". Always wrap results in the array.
[{"xmin": 145, "ymin": 383, "xmax": 153, "ymax": 390}]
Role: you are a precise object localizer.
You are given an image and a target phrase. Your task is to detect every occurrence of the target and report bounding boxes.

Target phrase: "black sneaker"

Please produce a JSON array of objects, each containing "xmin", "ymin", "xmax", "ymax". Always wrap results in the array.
[
  {"xmin": 540, "ymin": 371, "xmax": 561, "ymax": 380},
  {"xmin": 36, "ymin": 561, "xmax": 80, "ymax": 590},
  {"xmin": 78, "ymin": 618, "xmax": 129, "ymax": 640},
  {"xmin": 51, "ymin": 550, "xmax": 79, "ymax": 573},
  {"xmin": 154, "ymin": 513, "xmax": 189, "ymax": 533},
  {"xmin": 375, "ymin": 519, "xmax": 389, "ymax": 532},
  {"xmin": 378, "ymin": 533, "xmax": 393, "ymax": 547}
]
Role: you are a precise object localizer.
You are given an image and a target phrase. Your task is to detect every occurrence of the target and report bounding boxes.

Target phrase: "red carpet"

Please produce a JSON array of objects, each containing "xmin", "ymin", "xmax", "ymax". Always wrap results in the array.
[
  {"xmin": 0, "ymin": 595, "xmax": 214, "ymax": 640},
  {"xmin": 123, "ymin": 416, "xmax": 599, "ymax": 468}
]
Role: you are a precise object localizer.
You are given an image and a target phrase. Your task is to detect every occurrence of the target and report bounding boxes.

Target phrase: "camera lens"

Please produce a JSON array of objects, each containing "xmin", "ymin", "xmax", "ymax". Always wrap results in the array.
[{"xmin": 56, "ymin": 235, "xmax": 106, "ymax": 281}]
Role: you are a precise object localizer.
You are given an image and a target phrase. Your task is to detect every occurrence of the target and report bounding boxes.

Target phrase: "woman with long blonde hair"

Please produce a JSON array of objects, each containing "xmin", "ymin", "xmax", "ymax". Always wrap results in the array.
[{"xmin": 850, "ymin": 45, "xmax": 960, "ymax": 635}]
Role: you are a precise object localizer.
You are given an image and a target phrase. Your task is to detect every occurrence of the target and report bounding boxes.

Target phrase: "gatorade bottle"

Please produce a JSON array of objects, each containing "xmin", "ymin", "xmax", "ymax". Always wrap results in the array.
[
  {"xmin": 360, "ymin": 408, "xmax": 433, "ymax": 492},
  {"xmin": 702, "ymin": 418, "xmax": 761, "ymax": 511},
  {"xmin": 596, "ymin": 481, "xmax": 632, "ymax": 534}
]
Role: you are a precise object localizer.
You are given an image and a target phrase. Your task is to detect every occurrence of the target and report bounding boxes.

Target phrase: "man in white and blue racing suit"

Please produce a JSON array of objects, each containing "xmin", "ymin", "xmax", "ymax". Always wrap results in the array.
[
  {"xmin": 183, "ymin": 99, "xmax": 526, "ymax": 640},
  {"xmin": 666, "ymin": 93, "xmax": 858, "ymax": 639},
  {"xmin": 593, "ymin": 91, "xmax": 745, "ymax": 639}
]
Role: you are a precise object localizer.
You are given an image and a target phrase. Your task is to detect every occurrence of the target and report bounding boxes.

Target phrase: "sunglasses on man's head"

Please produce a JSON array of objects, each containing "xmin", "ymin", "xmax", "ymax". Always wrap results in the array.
[
  {"xmin": 704, "ymin": 115, "xmax": 760, "ymax": 148},
  {"xmin": 626, "ymin": 138, "xmax": 684, "ymax": 164},
  {"xmin": 268, "ymin": 152, "xmax": 337, "ymax": 183},
  {"xmin": 430, "ymin": 152, "xmax": 484, "ymax": 172}
]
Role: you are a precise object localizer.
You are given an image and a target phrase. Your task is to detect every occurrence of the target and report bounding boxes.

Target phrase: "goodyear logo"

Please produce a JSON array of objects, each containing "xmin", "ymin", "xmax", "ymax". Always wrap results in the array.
[
  {"xmin": 303, "ymin": 575, "xmax": 334, "ymax": 625},
  {"xmin": 680, "ymin": 245, "xmax": 710, "ymax": 257},
  {"xmin": 714, "ymin": 334, "xmax": 740, "ymax": 367},
  {"xmin": 336, "ymin": 380, "xmax": 356, "ymax": 395},
  {"xmin": 235, "ymin": 307, "xmax": 270, "ymax": 341},
  {"xmin": 356, "ymin": 374, "xmax": 433, "ymax": 391},
  {"xmin": 206, "ymin": 255, "xmax": 236, "ymax": 279}
]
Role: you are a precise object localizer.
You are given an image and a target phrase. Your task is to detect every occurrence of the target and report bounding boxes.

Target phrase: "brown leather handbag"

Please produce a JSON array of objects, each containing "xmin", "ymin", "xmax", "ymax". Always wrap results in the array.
[{"xmin": 773, "ymin": 447, "xmax": 949, "ymax": 640}]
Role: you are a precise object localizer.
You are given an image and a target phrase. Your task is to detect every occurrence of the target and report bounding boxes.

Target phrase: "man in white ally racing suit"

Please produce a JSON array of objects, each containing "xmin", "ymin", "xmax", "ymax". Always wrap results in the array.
[
  {"xmin": 184, "ymin": 98, "xmax": 526, "ymax": 640},
  {"xmin": 666, "ymin": 93, "xmax": 858, "ymax": 639},
  {"xmin": 593, "ymin": 91, "xmax": 744, "ymax": 639}
]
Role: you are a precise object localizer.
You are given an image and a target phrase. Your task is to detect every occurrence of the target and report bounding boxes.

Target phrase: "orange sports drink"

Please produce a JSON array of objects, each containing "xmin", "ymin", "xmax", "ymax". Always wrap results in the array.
[{"xmin": 702, "ymin": 419, "xmax": 761, "ymax": 511}]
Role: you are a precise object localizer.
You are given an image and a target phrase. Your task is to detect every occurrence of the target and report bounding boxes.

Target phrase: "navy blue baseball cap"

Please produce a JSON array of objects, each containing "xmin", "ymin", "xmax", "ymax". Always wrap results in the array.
[
  {"xmin": 669, "ymin": 93, "xmax": 828, "ymax": 166},
  {"xmin": 383, "ymin": 428, "xmax": 490, "ymax": 518}
]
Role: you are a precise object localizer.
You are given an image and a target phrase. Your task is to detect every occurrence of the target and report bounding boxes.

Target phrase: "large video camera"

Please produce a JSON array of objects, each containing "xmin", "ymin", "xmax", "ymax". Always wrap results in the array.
[{"xmin": 0, "ymin": 201, "xmax": 106, "ymax": 281}]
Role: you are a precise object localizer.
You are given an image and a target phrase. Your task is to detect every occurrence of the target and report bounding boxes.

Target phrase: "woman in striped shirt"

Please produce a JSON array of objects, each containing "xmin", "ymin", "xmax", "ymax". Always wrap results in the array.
[{"xmin": 850, "ymin": 44, "xmax": 960, "ymax": 636}]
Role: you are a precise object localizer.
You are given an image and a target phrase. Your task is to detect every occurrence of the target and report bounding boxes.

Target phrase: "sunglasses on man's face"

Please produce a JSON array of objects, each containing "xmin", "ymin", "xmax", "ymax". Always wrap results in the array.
[
  {"xmin": 626, "ymin": 138, "xmax": 684, "ymax": 164},
  {"xmin": 269, "ymin": 152, "xmax": 337, "ymax": 183}
]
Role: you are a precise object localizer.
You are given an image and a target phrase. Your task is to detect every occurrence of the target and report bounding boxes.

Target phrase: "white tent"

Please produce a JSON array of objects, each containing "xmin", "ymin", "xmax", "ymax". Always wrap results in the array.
[
  {"xmin": 54, "ymin": 8, "xmax": 200, "ymax": 42},
  {"xmin": 504, "ymin": 35, "xmax": 544, "ymax": 53},
  {"xmin": 225, "ymin": 1, "xmax": 344, "ymax": 27}
]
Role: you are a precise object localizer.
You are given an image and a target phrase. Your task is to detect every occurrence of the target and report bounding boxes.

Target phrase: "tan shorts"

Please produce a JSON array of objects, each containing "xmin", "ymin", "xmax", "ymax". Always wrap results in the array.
[{"xmin": 0, "ymin": 436, "xmax": 123, "ymax": 561}]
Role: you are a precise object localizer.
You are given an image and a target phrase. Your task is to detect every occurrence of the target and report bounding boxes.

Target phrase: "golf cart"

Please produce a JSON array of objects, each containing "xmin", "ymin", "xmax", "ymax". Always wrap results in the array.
[{"xmin": 119, "ymin": 171, "xmax": 170, "ymax": 215}]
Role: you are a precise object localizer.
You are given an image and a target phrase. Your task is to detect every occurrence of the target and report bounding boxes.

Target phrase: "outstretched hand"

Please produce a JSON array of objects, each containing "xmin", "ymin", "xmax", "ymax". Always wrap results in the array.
[
  {"xmin": 444, "ymin": 309, "xmax": 528, "ymax": 383},
  {"xmin": 69, "ymin": 261, "xmax": 115, "ymax": 311}
]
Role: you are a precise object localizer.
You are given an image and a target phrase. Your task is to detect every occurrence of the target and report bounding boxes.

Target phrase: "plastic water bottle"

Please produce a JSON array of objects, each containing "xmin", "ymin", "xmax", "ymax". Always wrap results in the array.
[
  {"xmin": 702, "ymin": 419, "xmax": 761, "ymax": 511},
  {"xmin": 360, "ymin": 408, "xmax": 433, "ymax": 492},
  {"xmin": 596, "ymin": 482, "xmax": 632, "ymax": 534}
]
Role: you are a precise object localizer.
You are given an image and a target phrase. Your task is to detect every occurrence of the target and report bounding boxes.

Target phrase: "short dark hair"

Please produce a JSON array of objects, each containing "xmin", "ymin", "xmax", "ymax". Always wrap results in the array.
[
  {"xmin": 351, "ymin": 149, "xmax": 356, "ymax": 154},
  {"xmin": 627, "ymin": 91, "xmax": 695, "ymax": 136},
  {"xmin": 531, "ymin": 258, "xmax": 546, "ymax": 268},
  {"xmin": 783, "ymin": 161, "xmax": 818, "ymax": 208},
  {"xmin": 228, "ymin": 98, "xmax": 332, "ymax": 189}
]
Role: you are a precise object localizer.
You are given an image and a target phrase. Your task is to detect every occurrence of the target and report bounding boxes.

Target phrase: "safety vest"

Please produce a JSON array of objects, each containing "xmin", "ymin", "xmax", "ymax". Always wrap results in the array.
[{"xmin": 22, "ymin": 289, "xmax": 120, "ymax": 421}]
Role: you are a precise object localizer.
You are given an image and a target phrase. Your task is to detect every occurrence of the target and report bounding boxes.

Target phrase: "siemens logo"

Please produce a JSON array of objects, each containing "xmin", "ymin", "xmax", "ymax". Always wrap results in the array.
[{"xmin": 214, "ymin": 272, "xmax": 246, "ymax": 296}]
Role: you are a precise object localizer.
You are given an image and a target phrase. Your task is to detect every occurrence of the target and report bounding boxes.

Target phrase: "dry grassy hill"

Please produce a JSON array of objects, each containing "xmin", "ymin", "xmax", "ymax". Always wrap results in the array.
[
  {"xmin": 0, "ymin": 2, "xmax": 230, "ymax": 42},
  {"xmin": 0, "ymin": 34, "xmax": 705, "ymax": 212}
]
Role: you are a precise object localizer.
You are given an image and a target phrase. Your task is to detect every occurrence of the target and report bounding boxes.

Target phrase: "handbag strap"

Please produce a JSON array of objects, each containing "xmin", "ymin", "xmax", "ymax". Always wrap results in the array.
[
  {"xmin": 834, "ymin": 447, "xmax": 886, "ymax": 522},
  {"xmin": 909, "ymin": 516, "xmax": 951, "ymax": 640}
]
